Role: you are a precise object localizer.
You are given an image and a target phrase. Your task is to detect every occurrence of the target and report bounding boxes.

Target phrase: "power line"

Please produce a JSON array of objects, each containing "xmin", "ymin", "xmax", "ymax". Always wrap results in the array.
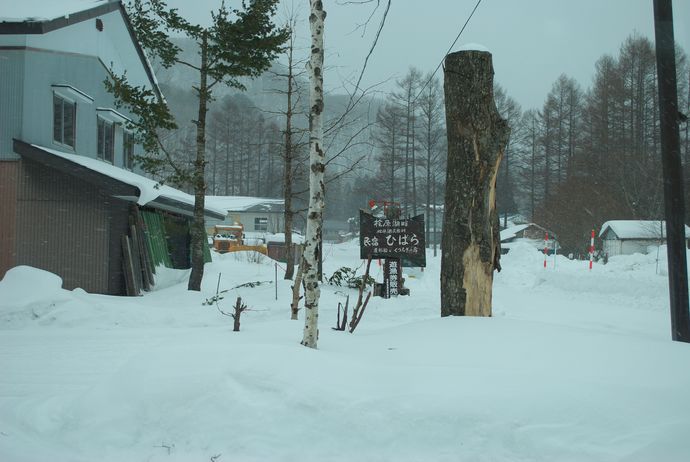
[{"xmin": 413, "ymin": 0, "xmax": 483, "ymax": 103}]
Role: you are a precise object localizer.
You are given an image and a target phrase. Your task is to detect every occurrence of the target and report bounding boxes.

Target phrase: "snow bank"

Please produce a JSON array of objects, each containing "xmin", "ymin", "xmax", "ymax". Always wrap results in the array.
[{"xmin": 1, "ymin": 240, "xmax": 689, "ymax": 461}]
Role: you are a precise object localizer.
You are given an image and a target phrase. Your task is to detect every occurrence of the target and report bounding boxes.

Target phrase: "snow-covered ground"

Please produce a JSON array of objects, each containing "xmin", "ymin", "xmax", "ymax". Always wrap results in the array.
[{"xmin": 1, "ymin": 241, "xmax": 689, "ymax": 462}]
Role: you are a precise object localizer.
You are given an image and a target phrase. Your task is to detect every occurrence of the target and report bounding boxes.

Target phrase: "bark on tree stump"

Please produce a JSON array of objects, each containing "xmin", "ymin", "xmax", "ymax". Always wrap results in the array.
[{"xmin": 441, "ymin": 50, "xmax": 510, "ymax": 317}]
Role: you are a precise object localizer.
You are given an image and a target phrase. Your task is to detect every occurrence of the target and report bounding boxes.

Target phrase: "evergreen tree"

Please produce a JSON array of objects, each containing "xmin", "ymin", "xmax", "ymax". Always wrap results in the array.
[{"xmin": 106, "ymin": 0, "xmax": 288, "ymax": 291}]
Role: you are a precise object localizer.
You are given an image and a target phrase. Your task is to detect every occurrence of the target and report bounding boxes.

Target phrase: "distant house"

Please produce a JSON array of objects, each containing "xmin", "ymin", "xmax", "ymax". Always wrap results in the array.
[
  {"xmin": 599, "ymin": 220, "xmax": 690, "ymax": 257},
  {"xmin": 0, "ymin": 1, "xmax": 225, "ymax": 295},
  {"xmin": 500, "ymin": 223, "xmax": 551, "ymax": 243},
  {"xmin": 500, "ymin": 223, "xmax": 554, "ymax": 254},
  {"xmin": 205, "ymin": 196, "xmax": 285, "ymax": 234}
]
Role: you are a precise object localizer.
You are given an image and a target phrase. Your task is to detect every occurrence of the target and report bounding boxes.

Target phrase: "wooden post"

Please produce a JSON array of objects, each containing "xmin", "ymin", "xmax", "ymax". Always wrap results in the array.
[
  {"xmin": 121, "ymin": 235, "xmax": 139, "ymax": 296},
  {"xmin": 441, "ymin": 49, "xmax": 510, "ymax": 317},
  {"xmin": 130, "ymin": 224, "xmax": 149, "ymax": 292}
]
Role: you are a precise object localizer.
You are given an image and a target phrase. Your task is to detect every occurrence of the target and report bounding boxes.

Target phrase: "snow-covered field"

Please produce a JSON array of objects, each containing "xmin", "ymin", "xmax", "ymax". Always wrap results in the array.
[{"xmin": 1, "ymin": 241, "xmax": 689, "ymax": 462}]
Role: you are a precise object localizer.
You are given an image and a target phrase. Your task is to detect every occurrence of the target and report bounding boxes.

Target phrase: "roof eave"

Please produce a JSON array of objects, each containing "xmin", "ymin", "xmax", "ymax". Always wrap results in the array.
[
  {"xmin": 151, "ymin": 196, "xmax": 226, "ymax": 220},
  {"xmin": 14, "ymin": 138, "xmax": 139, "ymax": 198},
  {"xmin": 0, "ymin": 1, "xmax": 121, "ymax": 35},
  {"xmin": 116, "ymin": 2, "xmax": 164, "ymax": 102},
  {"xmin": 13, "ymin": 139, "xmax": 224, "ymax": 220}
]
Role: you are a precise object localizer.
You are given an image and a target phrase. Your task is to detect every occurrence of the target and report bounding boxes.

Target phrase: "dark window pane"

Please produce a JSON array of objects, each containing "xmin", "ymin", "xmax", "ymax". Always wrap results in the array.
[
  {"xmin": 63, "ymin": 101, "xmax": 75, "ymax": 148},
  {"xmin": 124, "ymin": 132, "xmax": 134, "ymax": 169},
  {"xmin": 53, "ymin": 95, "xmax": 63, "ymax": 143},
  {"xmin": 254, "ymin": 217, "xmax": 268, "ymax": 231},
  {"xmin": 97, "ymin": 117, "xmax": 104, "ymax": 159},
  {"xmin": 104, "ymin": 121, "xmax": 114, "ymax": 163}
]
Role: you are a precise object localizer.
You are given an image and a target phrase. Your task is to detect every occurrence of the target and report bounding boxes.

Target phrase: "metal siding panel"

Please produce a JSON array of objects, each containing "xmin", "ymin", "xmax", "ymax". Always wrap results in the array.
[
  {"xmin": 141, "ymin": 209, "xmax": 173, "ymax": 269},
  {"xmin": 16, "ymin": 159, "xmax": 110, "ymax": 293},
  {"xmin": 0, "ymin": 51, "xmax": 24, "ymax": 160},
  {"xmin": 0, "ymin": 161, "xmax": 18, "ymax": 277}
]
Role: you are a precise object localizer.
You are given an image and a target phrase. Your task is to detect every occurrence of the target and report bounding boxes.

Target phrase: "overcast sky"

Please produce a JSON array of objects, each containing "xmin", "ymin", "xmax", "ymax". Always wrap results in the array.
[{"xmin": 165, "ymin": 0, "xmax": 690, "ymax": 110}]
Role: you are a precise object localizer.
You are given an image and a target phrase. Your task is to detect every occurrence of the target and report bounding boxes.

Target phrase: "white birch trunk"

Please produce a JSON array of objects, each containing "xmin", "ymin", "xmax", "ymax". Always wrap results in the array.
[{"xmin": 301, "ymin": 0, "xmax": 326, "ymax": 349}]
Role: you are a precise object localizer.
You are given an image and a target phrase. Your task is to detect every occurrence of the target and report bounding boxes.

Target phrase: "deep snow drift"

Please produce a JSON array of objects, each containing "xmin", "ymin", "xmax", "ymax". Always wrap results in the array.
[{"xmin": 1, "ymin": 241, "xmax": 689, "ymax": 462}]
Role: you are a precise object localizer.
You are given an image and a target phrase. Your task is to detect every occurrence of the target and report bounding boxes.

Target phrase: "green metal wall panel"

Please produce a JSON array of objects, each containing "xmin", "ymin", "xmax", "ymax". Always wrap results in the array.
[{"xmin": 141, "ymin": 209, "xmax": 173, "ymax": 268}]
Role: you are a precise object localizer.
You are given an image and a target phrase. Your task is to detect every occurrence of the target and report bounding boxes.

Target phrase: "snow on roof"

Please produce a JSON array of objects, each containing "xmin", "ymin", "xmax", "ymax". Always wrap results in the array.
[
  {"xmin": 0, "ymin": 0, "xmax": 111, "ymax": 22},
  {"xmin": 458, "ymin": 43, "xmax": 491, "ymax": 53},
  {"xmin": 32, "ymin": 144, "xmax": 226, "ymax": 216},
  {"xmin": 500, "ymin": 224, "xmax": 531, "ymax": 242},
  {"xmin": 600, "ymin": 220, "xmax": 690, "ymax": 240},
  {"xmin": 206, "ymin": 196, "xmax": 284, "ymax": 213}
]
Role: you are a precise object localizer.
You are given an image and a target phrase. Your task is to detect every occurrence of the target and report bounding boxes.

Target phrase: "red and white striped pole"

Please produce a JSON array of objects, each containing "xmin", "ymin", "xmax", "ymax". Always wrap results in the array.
[
  {"xmin": 589, "ymin": 229, "xmax": 595, "ymax": 270},
  {"xmin": 543, "ymin": 232, "xmax": 549, "ymax": 269}
]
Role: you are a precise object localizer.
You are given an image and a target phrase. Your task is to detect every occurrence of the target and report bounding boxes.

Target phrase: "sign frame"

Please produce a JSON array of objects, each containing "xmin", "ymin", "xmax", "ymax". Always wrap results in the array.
[{"xmin": 359, "ymin": 210, "xmax": 426, "ymax": 267}]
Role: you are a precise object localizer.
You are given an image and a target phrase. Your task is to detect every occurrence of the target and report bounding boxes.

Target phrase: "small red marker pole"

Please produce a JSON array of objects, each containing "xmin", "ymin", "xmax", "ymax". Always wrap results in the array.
[{"xmin": 543, "ymin": 232, "xmax": 549, "ymax": 269}]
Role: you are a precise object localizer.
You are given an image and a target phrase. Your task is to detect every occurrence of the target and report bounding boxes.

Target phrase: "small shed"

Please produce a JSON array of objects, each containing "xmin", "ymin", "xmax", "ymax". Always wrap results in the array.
[{"xmin": 599, "ymin": 220, "xmax": 690, "ymax": 257}]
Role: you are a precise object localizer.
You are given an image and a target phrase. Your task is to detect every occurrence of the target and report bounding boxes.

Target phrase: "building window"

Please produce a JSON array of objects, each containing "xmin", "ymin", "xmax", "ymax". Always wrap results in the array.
[
  {"xmin": 53, "ymin": 94, "xmax": 76, "ymax": 148},
  {"xmin": 97, "ymin": 117, "xmax": 114, "ymax": 163},
  {"xmin": 254, "ymin": 217, "xmax": 268, "ymax": 231},
  {"xmin": 123, "ymin": 131, "xmax": 134, "ymax": 170}
]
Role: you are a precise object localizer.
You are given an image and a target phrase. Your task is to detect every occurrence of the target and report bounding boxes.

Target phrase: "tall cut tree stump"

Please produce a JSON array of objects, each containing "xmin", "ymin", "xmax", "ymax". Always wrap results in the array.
[{"xmin": 441, "ymin": 49, "xmax": 510, "ymax": 317}]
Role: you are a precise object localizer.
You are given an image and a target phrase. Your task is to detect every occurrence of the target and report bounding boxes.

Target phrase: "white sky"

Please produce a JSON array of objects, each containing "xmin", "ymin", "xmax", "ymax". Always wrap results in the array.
[{"xmin": 165, "ymin": 0, "xmax": 690, "ymax": 110}]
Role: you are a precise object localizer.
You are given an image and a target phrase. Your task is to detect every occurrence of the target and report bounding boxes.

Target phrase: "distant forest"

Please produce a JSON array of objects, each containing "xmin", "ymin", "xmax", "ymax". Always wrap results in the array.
[{"xmin": 157, "ymin": 33, "xmax": 689, "ymax": 253}]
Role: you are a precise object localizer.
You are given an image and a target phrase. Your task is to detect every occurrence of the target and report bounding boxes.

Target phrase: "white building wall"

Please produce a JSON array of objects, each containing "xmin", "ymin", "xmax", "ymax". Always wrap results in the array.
[
  {"xmin": 212, "ymin": 212, "xmax": 284, "ymax": 233},
  {"xmin": 621, "ymin": 240, "xmax": 651, "ymax": 255},
  {"xmin": 25, "ymin": 9, "xmax": 152, "ymax": 90},
  {"xmin": 604, "ymin": 239, "xmax": 673, "ymax": 256}
]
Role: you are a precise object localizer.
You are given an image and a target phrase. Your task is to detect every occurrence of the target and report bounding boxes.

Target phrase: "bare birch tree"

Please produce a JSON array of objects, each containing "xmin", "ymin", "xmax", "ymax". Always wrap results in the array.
[{"xmin": 301, "ymin": 0, "xmax": 326, "ymax": 349}]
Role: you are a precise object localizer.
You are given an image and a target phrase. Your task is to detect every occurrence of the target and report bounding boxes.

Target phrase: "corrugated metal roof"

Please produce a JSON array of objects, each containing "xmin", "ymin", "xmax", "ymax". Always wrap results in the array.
[{"xmin": 15, "ymin": 141, "xmax": 226, "ymax": 219}]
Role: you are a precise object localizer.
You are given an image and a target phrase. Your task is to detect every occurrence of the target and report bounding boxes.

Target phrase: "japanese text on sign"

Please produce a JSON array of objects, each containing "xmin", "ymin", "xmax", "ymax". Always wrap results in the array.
[{"xmin": 359, "ymin": 210, "xmax": 426, "ymax": 267}]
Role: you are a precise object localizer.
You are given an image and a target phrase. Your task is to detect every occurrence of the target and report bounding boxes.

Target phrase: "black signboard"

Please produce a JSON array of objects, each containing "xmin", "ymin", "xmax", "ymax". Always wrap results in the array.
[{"xmin": 359, "ymin": 210, "xmax": 426, "ymax": 267}]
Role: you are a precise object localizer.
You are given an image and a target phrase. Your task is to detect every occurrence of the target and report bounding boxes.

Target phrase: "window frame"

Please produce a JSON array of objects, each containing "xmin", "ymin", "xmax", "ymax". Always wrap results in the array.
[
  {"xmin": 254, "ymin": 217, "xmax": 268, "ymax": 232},
  {"xmin": 52, "ymin": 93, "xmax": 77, "ymax": 149},
  {"xmin": 97, "ymin": 116, "xmax": 115, "ymax": 164},
  {"xmin": 123, "ymin": 131, "xmax": 135, "ymax": 170}
]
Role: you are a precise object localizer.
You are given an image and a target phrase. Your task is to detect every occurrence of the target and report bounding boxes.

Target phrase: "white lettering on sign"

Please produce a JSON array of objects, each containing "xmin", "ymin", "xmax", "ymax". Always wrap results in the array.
[
  {"xmin": 360, "ymin": 210, "xmax": 426, "ymax": 267},
  {"xmin": 363, "ymin": 236, "xmax": 380, "ymax": 247}
]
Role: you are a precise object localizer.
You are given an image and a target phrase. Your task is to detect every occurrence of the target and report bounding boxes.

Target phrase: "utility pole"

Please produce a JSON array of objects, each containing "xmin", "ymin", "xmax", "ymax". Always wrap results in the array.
[{"xmin": 653, "ymin": 0, "xmax": 690, "ymax": 342}]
